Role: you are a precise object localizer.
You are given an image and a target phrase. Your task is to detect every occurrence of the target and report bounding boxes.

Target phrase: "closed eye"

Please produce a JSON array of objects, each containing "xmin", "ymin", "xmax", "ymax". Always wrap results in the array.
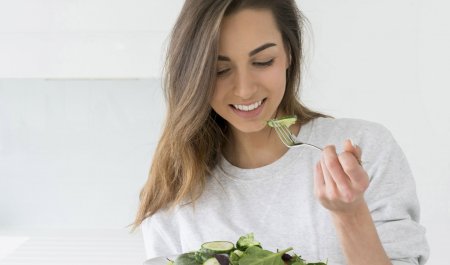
[
  {"xmin": 253, "ymin": 59, "xmax": 274, "ymax": 67},
  {"xmin": 217, "ymin": 58, "xmax": 274, "ymax": 77},
  {"xmin": 217, "ymin": 68, "xmax": 230, "ymax": 76}
]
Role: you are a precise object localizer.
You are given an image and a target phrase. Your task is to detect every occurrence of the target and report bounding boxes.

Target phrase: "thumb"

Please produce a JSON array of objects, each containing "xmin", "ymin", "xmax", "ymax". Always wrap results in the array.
[{"xmin": 344, "ymin": 139, "xmax": 362, "ymax": 164}]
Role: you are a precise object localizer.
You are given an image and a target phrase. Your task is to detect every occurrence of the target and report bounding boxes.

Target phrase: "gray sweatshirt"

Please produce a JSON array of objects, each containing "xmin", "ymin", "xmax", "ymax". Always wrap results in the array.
[{"xmin": 142, "ymin": 117, "xmax": 429, "ymax": 265}]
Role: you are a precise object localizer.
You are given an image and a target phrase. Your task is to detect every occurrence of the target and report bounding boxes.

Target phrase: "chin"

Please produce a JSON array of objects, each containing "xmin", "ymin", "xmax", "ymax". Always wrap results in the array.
[{"xmin": 234, "ymin": 121, "xmax": 268, "ymax": 134}]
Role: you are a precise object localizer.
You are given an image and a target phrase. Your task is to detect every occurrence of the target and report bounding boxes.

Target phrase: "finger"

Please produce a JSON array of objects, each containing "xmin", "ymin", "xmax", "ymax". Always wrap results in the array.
[
  {"xmin": 320, "ymin": 158, "xmax": 339, "ymax": 200},
  {"xmin": 314, "ymin": 161, "xmax": 325, "ymax": 198},
  {"xmin": 355, "ymin": 144, "xmax": 362, "ymax": 163},
  {"xmin": 323, "ymin": 145, "xmax": 352, "ymax": 196},
  {"xmin": 344, "ymin": 139, "xmax": 362, "ymax": 165},
  {"xmin": 338, "ymin": 151, "xmax": 366, "ymax": 182},
  {"xmin": 338, "ymin": 152, "xmax": 369, "ymax": 192},
  {"xmin": 343, "ymin": 139, "xmax": 353, "ymax": 152}
]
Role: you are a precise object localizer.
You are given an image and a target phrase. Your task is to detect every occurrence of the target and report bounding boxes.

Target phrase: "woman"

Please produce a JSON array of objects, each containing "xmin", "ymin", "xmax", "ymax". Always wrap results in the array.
[{"xmin": 133, "ymin": 0, "xmax": 429, "ymax": 264}]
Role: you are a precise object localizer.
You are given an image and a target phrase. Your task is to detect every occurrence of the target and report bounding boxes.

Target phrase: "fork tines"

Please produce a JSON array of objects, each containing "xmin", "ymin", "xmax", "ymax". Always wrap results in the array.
[{"xmin": 273, "ymin": 123, "xmax": 296, "ymax": 147}]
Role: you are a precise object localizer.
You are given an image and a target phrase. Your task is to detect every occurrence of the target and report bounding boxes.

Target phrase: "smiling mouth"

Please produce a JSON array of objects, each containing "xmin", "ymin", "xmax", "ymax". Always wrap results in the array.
[{"xmin": 231, "ymin": 98, "xmax": 266, "ymax": 112}]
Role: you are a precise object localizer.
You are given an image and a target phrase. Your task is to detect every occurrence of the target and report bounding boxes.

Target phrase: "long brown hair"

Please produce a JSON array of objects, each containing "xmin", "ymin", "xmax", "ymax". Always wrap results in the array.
[{"xmin": 132, "ymin": 0, "xmax": 328, "ymax": 230}]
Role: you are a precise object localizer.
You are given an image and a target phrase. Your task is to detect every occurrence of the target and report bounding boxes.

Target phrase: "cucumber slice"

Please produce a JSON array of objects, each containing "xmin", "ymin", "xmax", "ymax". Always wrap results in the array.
[
  {"xmin": 201, "ymin": 241, "xmax": 235, "ymax": 254},
  {"xmin": 174, "ymin": 252, "xmax": 199, "ymax": 265},
  {"xmin": 203, "ymin": 258, "xmax": 220, "ymax": 265},
  {"xmin": 267, "ymin": 115, "xmax": 297, "ymax": 128}
]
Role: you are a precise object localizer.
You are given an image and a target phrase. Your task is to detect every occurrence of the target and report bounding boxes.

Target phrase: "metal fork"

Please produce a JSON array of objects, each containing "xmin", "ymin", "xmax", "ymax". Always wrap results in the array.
[
  {"xmin": 272, "ymin": 121, "xmax": 365, "ymax": 165},
  {"xmin": 272, "ymin": 122, "xmax": 323, "ymax": 150}
]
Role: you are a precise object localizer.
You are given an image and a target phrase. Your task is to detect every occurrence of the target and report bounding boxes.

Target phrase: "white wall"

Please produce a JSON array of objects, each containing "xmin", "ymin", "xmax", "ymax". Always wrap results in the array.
[
  {"xmin": 299, "ymin": 2, "xmax": 450, "ymax": 264},
  {"xmin": 0, "ymin": 79, "xmax": 165, "ymax": 229},
  {"xmin": 0, "ymin": 0, "xmax": 185, "ymax": 78},
  {"xmin": 0, "ymin": 0, "xmax": 449, "ymax": 263}
]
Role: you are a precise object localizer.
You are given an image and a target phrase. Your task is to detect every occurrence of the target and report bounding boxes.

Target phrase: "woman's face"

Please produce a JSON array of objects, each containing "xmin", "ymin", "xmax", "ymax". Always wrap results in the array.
[{"xmin": 211, "ymin": 8, "xmax": 290, "ymax": 134}]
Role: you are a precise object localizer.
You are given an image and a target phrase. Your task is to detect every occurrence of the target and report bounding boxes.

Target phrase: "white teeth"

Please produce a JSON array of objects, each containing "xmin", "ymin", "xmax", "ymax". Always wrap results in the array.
[{"xmin": 233, "ymin": 100, "xmax": 263, "ymax": 112}]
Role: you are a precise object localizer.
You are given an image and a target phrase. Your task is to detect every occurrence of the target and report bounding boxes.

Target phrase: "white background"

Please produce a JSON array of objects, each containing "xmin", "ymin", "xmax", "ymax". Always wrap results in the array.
[{"xmin": 0, "ymin": 0, "xmax": 449, "ymax": 264}]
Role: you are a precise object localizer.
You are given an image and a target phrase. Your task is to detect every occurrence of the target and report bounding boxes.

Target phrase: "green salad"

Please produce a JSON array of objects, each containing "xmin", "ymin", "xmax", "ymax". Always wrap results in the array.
[
  {"xmin": 267, "ymin": 115, "xmax": 297, "ymax": 128},
  {"xmin": 168, "ymin": 233, "xmax": 327, "ymax": 265}
]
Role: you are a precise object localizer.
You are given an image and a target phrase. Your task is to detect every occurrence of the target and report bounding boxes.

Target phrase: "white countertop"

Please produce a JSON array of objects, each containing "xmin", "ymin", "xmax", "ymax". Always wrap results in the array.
[{"xmin": 0, "ymin": 229, "xmax": 146, "ymax": 265}]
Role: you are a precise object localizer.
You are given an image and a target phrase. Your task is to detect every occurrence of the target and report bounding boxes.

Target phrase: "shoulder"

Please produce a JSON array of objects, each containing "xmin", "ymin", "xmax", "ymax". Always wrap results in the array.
[
  {"xmin": 311, "ymin": 116, "xmax": 391, "ymax": 135},
  {"xmin": 141, "ymin": 212, "xmax": 166, "ymax": 242},
  {"xmin": 142, "ymin": 207, "xmax": 178, "ymax": 233},
  {"xmin": 308, "ymin": 117, "xmax": 395, "ymax": 148},
  {"xmin": 141, "ymin": 208, "xmax": 183, "ymax": 258}
]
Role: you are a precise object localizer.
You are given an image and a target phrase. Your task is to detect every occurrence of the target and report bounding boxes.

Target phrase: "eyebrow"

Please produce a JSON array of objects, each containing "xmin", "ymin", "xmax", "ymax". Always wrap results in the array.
[{"xmin": 218, "ymin": 43, "xmax": 277, "ymax": 61}]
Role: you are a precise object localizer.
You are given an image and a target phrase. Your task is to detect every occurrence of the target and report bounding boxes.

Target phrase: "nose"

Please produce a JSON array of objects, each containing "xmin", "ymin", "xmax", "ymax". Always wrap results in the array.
[{"xmin": 233, "ymin": 68, "xmax": 257, "ymax": 100}]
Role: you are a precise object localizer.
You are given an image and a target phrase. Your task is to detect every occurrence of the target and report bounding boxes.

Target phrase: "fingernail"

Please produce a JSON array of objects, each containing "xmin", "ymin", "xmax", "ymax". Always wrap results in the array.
[{"xmin": 349, "ymin": 139, "xmax": 358, "ymax": 149}]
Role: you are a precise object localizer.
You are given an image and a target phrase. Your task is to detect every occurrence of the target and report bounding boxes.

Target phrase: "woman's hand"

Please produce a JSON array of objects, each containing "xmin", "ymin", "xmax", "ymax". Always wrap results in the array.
[
  {"xmin": 314, "ymin": 140, "xmax": 392, "ymax": 265},
  {"xmin": 314, "ymin": 139, "xmax": 369, "ymax": 214}
]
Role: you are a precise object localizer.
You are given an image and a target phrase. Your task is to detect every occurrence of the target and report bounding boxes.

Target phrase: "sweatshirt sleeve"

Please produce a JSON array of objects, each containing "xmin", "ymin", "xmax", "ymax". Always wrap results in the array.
[
  {"xmin": 141, "ymin": 215, "xmax": 180, "ymax": 260},
  {"xmin": 360, "ymin": 123, "xmax": 429, "ymax": 264}
]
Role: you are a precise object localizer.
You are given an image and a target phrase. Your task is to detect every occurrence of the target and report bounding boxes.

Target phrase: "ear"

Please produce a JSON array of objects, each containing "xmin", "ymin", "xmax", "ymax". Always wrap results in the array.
[
  {"xmin": 285, "ymin": 53, "xmax": 292, "ymax": 70},
  {"xmin": 285, "ymin": 46, "xmax": 292, "ymax": 69}
]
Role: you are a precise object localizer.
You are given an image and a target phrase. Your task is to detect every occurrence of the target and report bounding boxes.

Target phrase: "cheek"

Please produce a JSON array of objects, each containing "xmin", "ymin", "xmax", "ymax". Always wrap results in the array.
[
  {"xmin": 213, "ymin": 77, "xmax": 231, "ymax": 97},
  {"xmin": 210, "ymin": 83, "xmax": 226, "ymax": 109},
  {"xmin": 257, "ymin": 65, "xmax": 286, "ymax": 95}
]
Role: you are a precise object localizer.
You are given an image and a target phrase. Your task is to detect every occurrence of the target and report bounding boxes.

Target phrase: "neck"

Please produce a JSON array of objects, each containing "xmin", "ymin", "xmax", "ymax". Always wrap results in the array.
[{"xmin": 223, "ymin": 123, "xmax": 300, "ymax": 169}]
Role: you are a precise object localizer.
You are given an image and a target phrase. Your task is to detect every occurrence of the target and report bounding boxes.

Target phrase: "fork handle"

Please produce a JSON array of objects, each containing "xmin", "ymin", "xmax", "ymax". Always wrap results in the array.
[
  {"xmin": 309, "ymin": 144, "xmax": 366, "ymax": 165},
  {"xmin": 303, "ymin": 143, "xmax": 323, "ymax": 151}
]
